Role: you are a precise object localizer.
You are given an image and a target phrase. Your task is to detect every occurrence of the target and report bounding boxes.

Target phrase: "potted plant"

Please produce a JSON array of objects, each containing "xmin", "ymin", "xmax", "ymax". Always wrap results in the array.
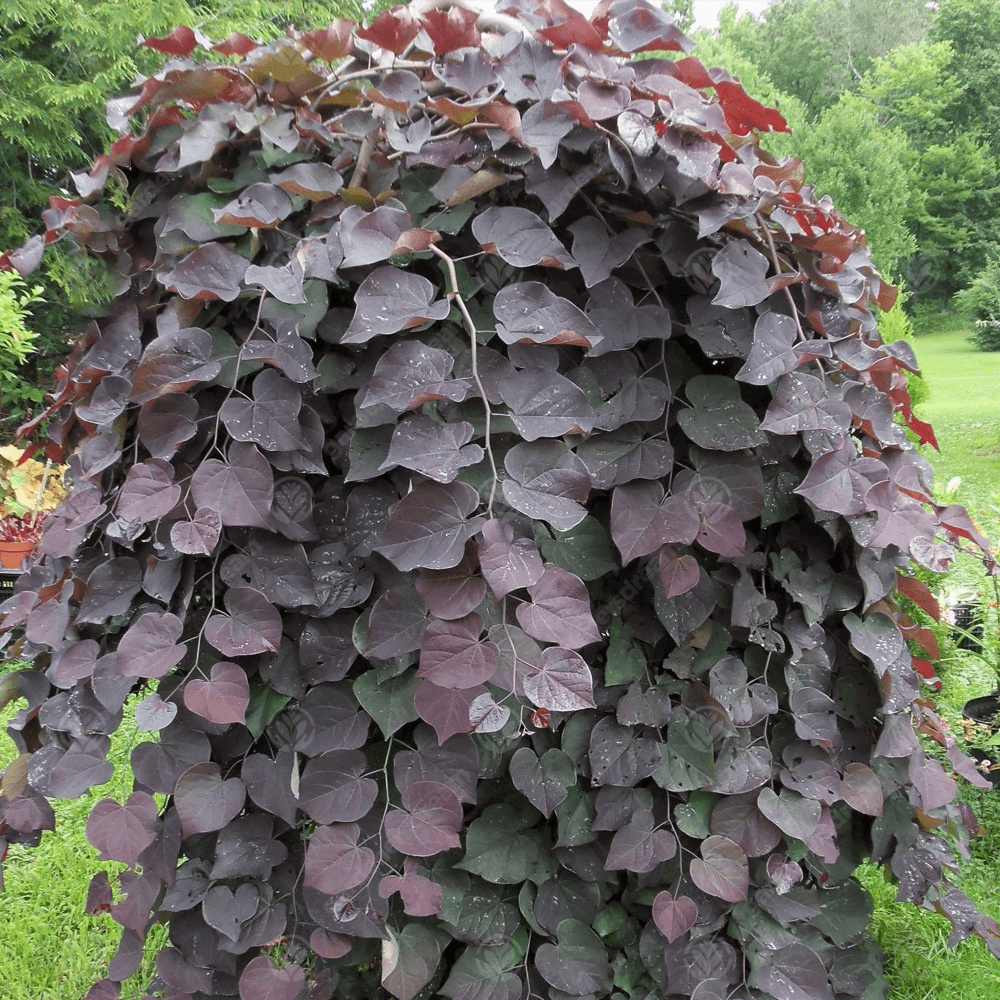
[
  {"xmin": 0, "ymin": 443, "xmax": 67, "ymax": 571},
  {"xmin": 0, "ymin": 510, "xmax": 46, "ymax": 568}
]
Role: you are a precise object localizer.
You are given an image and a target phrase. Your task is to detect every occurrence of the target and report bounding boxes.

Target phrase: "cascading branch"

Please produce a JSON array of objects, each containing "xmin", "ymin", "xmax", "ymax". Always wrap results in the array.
[{"xmin": 1, "ymin": 1, "xmax": 998, "ymax": 998}]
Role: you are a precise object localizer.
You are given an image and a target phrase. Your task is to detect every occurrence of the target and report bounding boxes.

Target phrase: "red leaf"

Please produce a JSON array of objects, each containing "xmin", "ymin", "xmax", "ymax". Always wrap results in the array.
[
  {"xmin": 143, "ymin": 26, "xmax": 199, "ymax": 56},
  {"xmin": 357, "ymin": 8, "xmax": 422, "ymax": 54},
  {"xmin": 421, "ymin": 7, "xmax": 481, "ymax": 53}
]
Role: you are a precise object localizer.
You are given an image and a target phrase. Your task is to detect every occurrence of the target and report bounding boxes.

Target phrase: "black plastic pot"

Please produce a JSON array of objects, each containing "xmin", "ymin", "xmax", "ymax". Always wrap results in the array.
[
  {"xmin": 952, "ymin": 603, "xmax": 985, "ymax": 651},
  {"xmin": 962, "ymin": 694, "xmax": 1000, "ymax": 724}
]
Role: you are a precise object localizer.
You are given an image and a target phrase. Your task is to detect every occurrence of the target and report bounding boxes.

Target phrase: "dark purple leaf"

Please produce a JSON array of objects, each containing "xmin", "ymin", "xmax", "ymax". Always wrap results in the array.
[
  {"xmin": 608, "ymin": 1, "xmax": 693, "ymax": 53},
  {"xmin": 190, "ymin": 442, "xmax": 274, "ymax": 528},
  {"xmin": 214, "ymin": 182, "xmax": 292, "ymax": 228},
  {"xmin": 394, "ymin": 725, "xmax": 479, "ymax": 804},
  {"xmin": 534, "ymin": 920, "xmax": 611, "ymax": 996},
  {"xmin": 589, "ymin": 717, "xmax": 661, "ymax": 787},
  {"xmin": 363, "ymin": 340, "xmax": 467, "ymax": 411},
  {"xmin": 78, "ymin": 558, "xmax": 142, "ymax": 623},
  {"xmin": 339, "ymin": 204, "xmax": 413, "ymax": 267},
  {"xmin": 416, "ymin": 546, "xmax": 487, "ymax": 620},
  {"xmin": 756, "ymin": 942, "xmax": 834, "ymax": 1000},
  {"xmin": 710, "ymin": 792, "xmax": 782, "ymax": 857},
  {"xmin": 520, "ymin": 99, "xmax": 576, "ymax": 167},
  {"xmin": 509, "ymin": 747, "xmax": 575, "ymax": 817},
  {"xmin": 909, "ymin": 756, "xmax": 957, "ymax": 812},
  {"xmin": 736, "ymin": 311, "xmax": 799, "ymax": 384},
  {"xmin": 757, "ymin": 787, "xmax": 821, "ymax": 842},
  {"xmin": 502, "ymin": 440, "xmax": 590, "ymax": 531},
  {"xmin": 158, "ymin": 242, "xmax": 248, "ymax": 301},
  {"xmin": 382, "ymin": 923, "xmax": 443, "ymax": 1000},
  {"xmin": 48, "ymin": 736, "xmax": 115, "ymax": 798},
  {"xmin": 117, "ymin": 612, "xmax": 186, "ymax": 679},
  {"xmin": 304, "ymin": 822, "xmax": 375, "ymax": 894},
  {"xmin": 375, "ymin": 480, "xmax": 484, "ymax": 571},
  {"xmin": 477, "ymin": 517, "xmax": 545, "ymax": 598},
  {"xmin": 678, "ymin": 375, "xmax": 766, "ymax": 451},
  {"xmin": 651, "ymin": 891, "xmax": 698, "ymax": 943},
  {"xmin": 690, "ymin": 835, "xmax": 749, "ymax": 903},
  {"xmin": 299, "ymin": 749, "xmax": 378, "ymax": 824},
  {"xmin": 183, "ymin": 661, "xmax": 249, "ymax": 724},
  {"xmin": 242, "ymin": 748, "xmax": 298, "ymax": 826},
  {"xmin": 473, "ymin": 207, "xmax": 573, "ymax": 269},
  {"xmin": 760, "ymin": 372, "xmax": 853, "ymax": 435},
  {"xmin": 204, "ymin": 587, "xmax": 281, "ymax": 657},
  {"xmin": 840, "ymin": 762, "xmax": 883, "ymax": 817},
  {"xmin": 170, "ymin": 506, "xmax": 222, "ymax": 555},
  {"xmin": 494, "ymin": 283, "xmax": 601, "ymax": 350},
  {"xmin": 606, "ymin": 809, "xmax": 676, "ymax": 872},
  {"xmin": 611, "ymin": 481, "xmax": 699, "ymax": 564},
  {"xmin": 342, "ymin": 266, "xmax": 449, "ymax": 344},
  {"xmin": 413, "ymin": 680, "xmax": 484, "ymax": 745},
  {"xmin": 523, "ymin": 646, "xmax": 596, "ymax": 712},
  {"xmin": 86, "ymin": 792, "xmax": 158, "ymax": 865},
  {"xmin": 365, "ymin": 586, "xmax": 429, "ymax": 660},
  {"xmin": 384, "ymin": 415, "xmax": 483, "ymax": 483},
  {"xmin": 239, "ymin": 955, "xmax": 306, "ymax": 1000},
  {"xmin": 469, "ymin": 692, "xmax": 510, "ymax": 733},
  {"xmin": 711, "ymin": 241, "xmax": 770, "ymax": 309},
  {"xmin": 516, "ymin": 567, "xmax": 601, "ymax": 649},
  {"xmin": 385, "ymin": 780, "xmax": 463, "ymax": 857},
  {"xmin": 418, "ymin": 613, "xmax": 498, "ymax": 689},
  {"xmin": 137, "ymin": 395, "xmax": 199, "ymax": 459},
  {"xmin": 569, "ymin": 217, "xmax": 648, "ymax": 287},
  {"xmin": 174, "ymin": 762, "xmax": 245, "ymax": 838},
  {"xmin": 220, "ymin": 368, "xmax": 307, "ymax": 452},
  {"xmin": 134, "ymin": 693, "xmax": 177, "ymax": 732}
]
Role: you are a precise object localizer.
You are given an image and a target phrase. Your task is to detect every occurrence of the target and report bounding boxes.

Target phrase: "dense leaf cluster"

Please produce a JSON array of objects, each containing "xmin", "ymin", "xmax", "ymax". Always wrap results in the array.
[{"xmin": 1, "ymin": 2, "xmax": 997, "ymax": 998}]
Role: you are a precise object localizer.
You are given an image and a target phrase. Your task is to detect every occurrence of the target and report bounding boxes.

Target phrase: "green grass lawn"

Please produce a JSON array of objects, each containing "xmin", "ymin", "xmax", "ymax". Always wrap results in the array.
[
  {"xmin": 909, "ymin": 312, "xmax": 1000, "ymax": 596},
  {"xmin": 0, "ymin": 693, "xmax": 166, "ymax": 1000}
]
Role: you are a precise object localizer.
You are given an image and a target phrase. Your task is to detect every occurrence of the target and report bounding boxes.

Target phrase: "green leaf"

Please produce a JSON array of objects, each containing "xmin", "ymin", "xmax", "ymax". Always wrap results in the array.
[
  {"xmin": 353, "ymin": 670, "xmax": 419, "ymax": 738},
  {"xmin": 244, "ymin": 682, "xmax": 291, "ymax": 739},
  {"xmin": 457, "ymin": 803, "xmax": 541, "ymax": 884},
  {"xmin": 538, "ymin": 516, "xmax": 619, "ymax": 581}
]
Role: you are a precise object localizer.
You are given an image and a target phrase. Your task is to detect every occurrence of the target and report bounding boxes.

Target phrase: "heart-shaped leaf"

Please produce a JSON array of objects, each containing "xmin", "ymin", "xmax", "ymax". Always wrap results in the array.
[
  {"xmin": 183, "ymin": 662, "xmax": 250, "ymax": 724},
  {"xmin": 651, "ymin": 891, "xmax": 698, "ymax": 943}
]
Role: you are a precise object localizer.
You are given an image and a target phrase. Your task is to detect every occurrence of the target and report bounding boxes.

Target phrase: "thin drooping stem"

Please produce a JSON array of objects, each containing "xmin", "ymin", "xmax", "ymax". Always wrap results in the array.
[
  {"xmin": 430, "ymin": 243, "xmax": 499, "ymax": 516},
  {"xmin": 756, "ymin": 211, "xmax": 807, "ymax": 342}
]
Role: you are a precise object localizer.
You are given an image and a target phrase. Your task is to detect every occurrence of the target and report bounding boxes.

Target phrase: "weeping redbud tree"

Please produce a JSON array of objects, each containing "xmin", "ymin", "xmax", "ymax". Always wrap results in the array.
[{"xmin": 1, "ymin": 2, "xmax": 997, "ymax": 999}]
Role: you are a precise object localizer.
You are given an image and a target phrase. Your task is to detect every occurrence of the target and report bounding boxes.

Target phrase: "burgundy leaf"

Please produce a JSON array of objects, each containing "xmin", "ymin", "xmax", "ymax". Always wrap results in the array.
[
  {"xmin": 760, "ymin": 371, "xmax": 853, "ymax": 435},
  {"xmin": 736, "ymin": 311, "xmax": 799, "ymax": 385},
  {"xmin": 78, "ymin": 558, "xmax": 142, "ymax": 623},
  {"xmin": 385, "ymin": 780, "xmax": 463, "ymax": 857},
  {"xmin": 502, "ymin": 439, "xmax": 590, "ymax": 531},
  {"xmin": 416, "ymin": 546, "xmax": 487, "ymax": 620},
  {"xmin": 498, "ymin": 365, "xmax": 597, "ymax": 441},
  {"xmin": 137, "ymin": 395, "xmax": 199, "ymax": 459},
  {"xmin": 840, "ymin": 762, "xmax": 883, "ymax": 817},
  {"xmin": 86, "ymin": 793, "xmax": 159, "ymax": 866},
  {"xmin": 651, "ymin": 891, "xmax": 698, "ymax": 943},
  {"xmin": 605, "ymin": 809, "xmax": 676, "ymax": 872},
  {"xmin": 242, "ymin": 748, "xmax": 299, "ymax": 826},
  {"xmin": 468, "ymin": 692, "xmax": 510, "ymax": 733},
  {"xmin": 516, "ymin": 567, "xmax": 601, "ymax": 648},
  {"xmin": 375, "ymin": 480, "xmax": 484, "ymax": 571},
  {"xmin": 299, "ymin": 750, "xmax": 378, "ymax": 825},
  {"xmin": 711, "ymin": 241, "xmax": 770, "ymax": 309},
  {"xmin": 183, "ymin": 662, "xmax": 250, "ymax": 724},
  {"xmin": 689, "ymin": 835, "xmax": 749, "ymax": 903},
  {"xmin": 239, "ymin": 955, "xmax": 306, "ymax": 1000},
  {"xmin": 477, "ymin": 517, "xmax": 545, "ymax": 598},
  {"xmin": 220, "ymin": 369, "xmax": 307, "ymax": 452},
  {"xmin": 342, "ymin": 266, "xmax": 449, "ymax": 344},
  {"xmin": 659, "ymin": 545, "xmax": 699, "ymax": 598},
  {"xmin": 383, "ymin": 415, "xmax": 484, "ymax": 484},
  {"xmin": 473, "ymin": 207, "xmax": 574, "ymax": 269},
  {"xmin": 190, "ymin": 442, "xmax": 274, "ymax": 528},
  {"xmin": 413, "ymin": 680, "xmax": 484, "ymax": 745},
  {"xmin": 379, "ymin": 868, "xmax": 443, "ymax": 917},
  {"xmin": 569, "ymin": 217, "xmax": 649, "ymax": 287},
  {"xmin": 523, "ymin": 646, "xmax": 596, "ymax": 712},
  {"xmin": 170, "ymin": 506, "xmax": 222, "ymax": 555},
  {"xmin": 494, "ymin": 282, "xmax": 601, "ymax": 350},
  {"xmin": 158, "ymin": 242, "xmax": 248, "ymax": 301},
  {"xmin": 117, "ymin": 612, "xmax": 186, "ymax": 679},
  {"xmin": 611, "ymin": 481, "xmax": 699, "ymax": 564},
  {"xmin": 304, "ymin": 823, "xmax": 375, "ymax": 894},
  {"xmin": 116, "ymin": 459, "xmax": 181, "ymax": 523},
  {"xmin": 204, "ymin": 588, "xmax": 282, "ymax": 657},
  {"xmin": 363, "ymin": 340, "xmax": 467, "ymax": 411},
  {"xmin": 174, "ymin": 762, "xmax": 245, "ymax": 838},
  {"xmin": 418, "ymin": 613, "xmax": 499, "ymax": 689}
]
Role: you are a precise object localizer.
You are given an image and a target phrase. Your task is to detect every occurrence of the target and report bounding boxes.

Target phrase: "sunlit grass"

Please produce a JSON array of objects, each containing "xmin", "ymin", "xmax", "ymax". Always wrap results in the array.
[{"xmin": 0, "ymin": 682, "xmax": 166, "ymax": 1000}]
